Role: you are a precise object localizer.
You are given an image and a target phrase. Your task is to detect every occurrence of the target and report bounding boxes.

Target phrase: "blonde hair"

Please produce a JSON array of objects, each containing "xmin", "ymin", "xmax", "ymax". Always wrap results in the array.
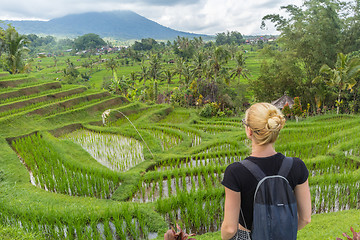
[{"xmin": 244, "ymin": 102, "xmax": 285, "ymax": 145}]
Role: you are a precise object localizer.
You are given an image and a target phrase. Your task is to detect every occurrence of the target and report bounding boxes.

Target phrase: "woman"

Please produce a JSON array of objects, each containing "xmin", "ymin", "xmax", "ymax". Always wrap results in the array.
[{"xmin": 221, "ymin": 103, "xmax": 311, "ymax": 240}]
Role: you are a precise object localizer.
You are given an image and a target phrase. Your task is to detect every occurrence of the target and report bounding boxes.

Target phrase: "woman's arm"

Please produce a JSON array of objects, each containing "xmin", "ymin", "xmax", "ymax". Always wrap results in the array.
[
  {"xmin": 221, "ymin": 187, "xmax": 241, "ymax": 240},
  {"xmin": 294, "ymin": 179, "xmax": 312, "ymax": 230}
]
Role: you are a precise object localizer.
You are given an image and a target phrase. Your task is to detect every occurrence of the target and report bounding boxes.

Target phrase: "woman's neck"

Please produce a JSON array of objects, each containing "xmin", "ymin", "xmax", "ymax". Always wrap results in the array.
[{"xmin": 250, "ymin": 142, "xmax": 277, "ymax": 158}]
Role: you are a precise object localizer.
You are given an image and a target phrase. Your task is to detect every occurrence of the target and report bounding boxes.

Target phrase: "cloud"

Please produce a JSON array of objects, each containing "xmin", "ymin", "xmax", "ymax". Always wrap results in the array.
[{"xmin": 0, "ymin": 0, "xmax": 304, "ymax": 35}]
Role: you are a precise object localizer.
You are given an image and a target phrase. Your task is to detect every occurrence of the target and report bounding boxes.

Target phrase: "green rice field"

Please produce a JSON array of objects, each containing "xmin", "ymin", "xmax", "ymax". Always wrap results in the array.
[{"xmin": 0, "ymin": 51, "xmax": 359, "ymax": 240}]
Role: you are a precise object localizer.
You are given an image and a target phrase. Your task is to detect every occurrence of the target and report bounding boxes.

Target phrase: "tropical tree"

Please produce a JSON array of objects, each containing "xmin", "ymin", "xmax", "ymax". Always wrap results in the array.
[
  {"xmin": 228, "ymin": 43, "xmax": 239, "ymax": 59},
  {"xmin": 313, "ymin": 53, "xmax": 360, "ymax": 114},
  {"xmin": 182, "ymin": 63, "xmax": 195, "ymax": 86},
  {"xmin": 261, "ymin": 0, "xmax": 342, "ymax": 80},
  {"xmin": 105, "ymin": 57, "xmax": 118, "ymax": 81},
  {"xmin": 74, "ymin": 33, "xmax": 106, "ymax": 50},
  {"xmin": 193, "ymin": 37, "xmax": 204, "ymax": 50},
  {"xmin": 0, "ymin": 26, "xmax": 5, "ymax": 57},
  {"xmin": 3, "ymin": 26, "xmax": 30, "ymax": 74},
  {"xmin": 174, "ymin": 57, "xmax": 186, "ymax": 83},
  {"xmin": 63, "ymin": 58, "xmax": 79, "ymax": 83},
  {"xmin": 148, "ymin": 54, "xmax": 163, "ymax": 101},
  {"xmin": 110, "ymin": 72, "xmax": 133, "ymax": 96},
  {"xmin": 230, "ymin": 52, "xmax": 249, "ymax": 81},
  {"xmin": 138, "ymin": 65, "xmax": 149, "ymax": 87},
  {"xmin": 208, "ymin": 46, "xmax": 231, "ymax": 81},
  {"xmin": 173, "ymin": 36, "xmax": 195, "ymax": 60},
  {"xmin": 192, "ymin": 51, "xmax": 206, "ymax": 79},
  {"xmin": 162, "ymin": 69, "xmax": 173, "ymax": 84},
  {"xmin": 129, "ymin": 71, "xmax": 137, "ymax": 87},
  {"xmin": 148, "ymin": 54, "xmax": 162, "ymax": 81}
]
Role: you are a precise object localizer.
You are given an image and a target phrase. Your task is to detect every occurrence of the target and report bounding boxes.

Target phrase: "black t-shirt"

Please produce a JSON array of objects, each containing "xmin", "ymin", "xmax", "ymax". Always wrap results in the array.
[{"xmin": 221, "ymin": 152, "xmax": 309, "ymax": 230}]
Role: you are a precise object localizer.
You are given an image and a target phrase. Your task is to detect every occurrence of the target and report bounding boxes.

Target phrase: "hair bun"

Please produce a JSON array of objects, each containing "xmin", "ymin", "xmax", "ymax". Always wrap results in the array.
[{"xmin": 266, "ymin": 116, "xmax": 283, "ymax": 131}]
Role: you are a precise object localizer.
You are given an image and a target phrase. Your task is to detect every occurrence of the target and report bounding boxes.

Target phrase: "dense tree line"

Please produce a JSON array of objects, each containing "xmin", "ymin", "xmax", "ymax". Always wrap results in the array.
[
  {"xmin": 132, "ymin": 38, "xmax": 165, "ymax": 51},
  {"xmin": 3, "ymin": 0, "xmax": 360, "ymax": 115},
  {"xmin": 251, "ymin": 0, "xmax": 360, "ymax": 114},
  {"xmin": 104, "ymin": 36, "xmax": 249, "ymax": 116},
  {"xmin": 215, "ymin": 31, "xmax": 244, "ymax": 45},
  {"xmin": 73, "ymin": 33, "xmax": 106, "ymax": 50}
]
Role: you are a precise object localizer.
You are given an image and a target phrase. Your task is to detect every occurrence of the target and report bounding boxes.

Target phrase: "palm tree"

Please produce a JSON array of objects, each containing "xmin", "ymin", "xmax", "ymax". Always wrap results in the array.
[
  {"xmin": 192, "ymin": 51, "xmax": 206, "ymax": 79},
  {"xmin": 313, "ymin": 53, "xmax": 360, "ymax": 114},
  {"xmin": 105, "ymin": 57, "xmax": 119, "ymax": 81},
  {"xmin": 129, "ymin": 71, "xmax": 137, "ymax": 87},
  {"xmin": 174, "ymin": 57, "xmax": 186, "ymax": 83},
  {"xmin": 208, "ymin": 46, "xmax": 231, "ymax": 81},
  {"xmin": 182, "ymin": 63, "xmax": 195, "ymax": 86},
  {"xmin": 228, "ymin": 44, "xmax": 239, "ymax": 59},
  {"xmin": 148, "ymin": 54, "xmax": 162, "ymax": 81},
  {"xmin": 138, "ymin": 65, "xmax": 149, "ymax": 87},
  {"xmin": 230, "ymin": 52, "xmax": 249, "ymax": 82},
  {"xmin": 163, "ymin": 69, "xmax": 174, "ymax": 85},
  {"xmin": 4, "ymin": 26, "xmax": 30, "ymax": 74},
  {"xmin": 148, "ymin": 54, "xmax": 163, "ymax": 101}
]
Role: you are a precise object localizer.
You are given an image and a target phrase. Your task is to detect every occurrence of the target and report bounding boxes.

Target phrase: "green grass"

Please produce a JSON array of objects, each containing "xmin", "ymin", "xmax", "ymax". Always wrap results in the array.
[
  {"xmin": 190, "ymin": 209, "xmax": 360, "ymax": 240},
  {"xmin": 0, "ymin": 224, "xmax": 45, "ymax": 240}
]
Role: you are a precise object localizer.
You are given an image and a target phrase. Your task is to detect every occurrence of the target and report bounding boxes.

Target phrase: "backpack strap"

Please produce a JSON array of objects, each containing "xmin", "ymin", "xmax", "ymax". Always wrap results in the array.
[
  {"xmin": 278, "ymin": 156, "xmax": 294, "ymax": 177},
  {"xmin": 240, "ymin": 159, "xmax": 266, "ymax": 181}
]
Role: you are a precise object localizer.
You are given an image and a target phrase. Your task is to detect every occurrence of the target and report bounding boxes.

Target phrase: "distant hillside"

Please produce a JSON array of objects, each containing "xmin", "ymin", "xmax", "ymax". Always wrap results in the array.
[{"xmin": 3, "ymin": 10, "xmax": 209, "ymax": 40}]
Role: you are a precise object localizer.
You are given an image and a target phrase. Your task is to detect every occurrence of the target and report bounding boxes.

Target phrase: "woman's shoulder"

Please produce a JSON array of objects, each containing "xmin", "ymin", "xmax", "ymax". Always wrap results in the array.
[
  {"xmin": 224, "ymin": 161, "xmax": 253, "ymax": 177},
  {"xmin": 285, "ymin": 155, "xmax": 309, "ymax": 185},
  {"xmin": 289, "ymin": 156, "xmax": 307, "ymax": 168},
  {"xmin": 224, "ymin": 161, "xmax": 245, "ymax": 171}
]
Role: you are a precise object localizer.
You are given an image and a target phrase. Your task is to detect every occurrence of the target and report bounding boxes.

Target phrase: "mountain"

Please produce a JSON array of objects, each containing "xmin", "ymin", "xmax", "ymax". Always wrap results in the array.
[{"xmin": 4, "ymin": 10, "xmax": 208, "ymax": 40}]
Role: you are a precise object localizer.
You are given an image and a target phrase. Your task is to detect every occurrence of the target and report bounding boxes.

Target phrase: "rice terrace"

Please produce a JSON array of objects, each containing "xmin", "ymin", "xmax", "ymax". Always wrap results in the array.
[{"xmin": 1, "ymin": 0, "xmax": 360, "ymax": 239}]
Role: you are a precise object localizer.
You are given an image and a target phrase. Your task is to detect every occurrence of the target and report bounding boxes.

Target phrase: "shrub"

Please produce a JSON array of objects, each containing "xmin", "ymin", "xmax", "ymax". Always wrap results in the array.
[
  {"xmin": 199, "ymin": 103, "xmax": 213, "ymax": 117},
  {"xmin": 282, "ymin": 102, "xmax": 291, "ymax": 118}
]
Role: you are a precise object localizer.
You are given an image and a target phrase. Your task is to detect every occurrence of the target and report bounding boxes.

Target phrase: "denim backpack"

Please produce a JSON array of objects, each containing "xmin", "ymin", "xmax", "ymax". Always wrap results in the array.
[{"xmin": 240, "ymin": 157, "xmax": 298, "ymax": 240}]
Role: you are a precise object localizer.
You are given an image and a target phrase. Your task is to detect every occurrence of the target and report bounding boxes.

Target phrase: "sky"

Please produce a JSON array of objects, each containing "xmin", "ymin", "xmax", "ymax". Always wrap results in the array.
[{"xmin": 0, "ymin": 0, "xmax": 304, "ymax": 36}]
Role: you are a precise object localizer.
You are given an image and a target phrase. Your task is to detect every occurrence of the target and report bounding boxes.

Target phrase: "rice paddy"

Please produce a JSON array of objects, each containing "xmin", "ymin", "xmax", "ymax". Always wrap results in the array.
[
  {"xmin": 62, "ymin": 129, "xmax": 145, "ymax": 172},
  {"xmin": 1, "ymin": 71, "xmax": 360, "ymax": 239}
]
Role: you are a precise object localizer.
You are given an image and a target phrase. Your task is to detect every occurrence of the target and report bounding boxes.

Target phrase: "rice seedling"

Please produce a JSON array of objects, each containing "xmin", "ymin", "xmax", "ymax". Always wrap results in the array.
[
  {"xmin": 62, "ymin": 129, "xmax": 145, "ymax": 172},
  {"xmin": 157, "ymin": 124, "xmax": 202, "ymax": 147},
  {"xmin": 12, "ymin": 133, "xmax": 121, "ymax": 198},
  {"xmin": 145, "ymin": 127, "xmax": 182, "ymax": 151}
]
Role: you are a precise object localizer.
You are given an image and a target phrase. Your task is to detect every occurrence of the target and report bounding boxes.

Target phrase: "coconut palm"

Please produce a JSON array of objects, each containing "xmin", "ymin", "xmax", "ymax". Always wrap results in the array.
[
  {"xmin": 4, "ymin": 26, "xmax": 30, "ymax": 74},
  {"xmin": 138, "ymin": 65, "xmax": 149, "ymax": 87},
  {"xmin": 148, "ymin": 54, "xmax": 162, "ymax": 81},
  {"xmin": 208, "ymin": 46, "xmax": 231, "ymax": 81},
  {"xmin": 148, "ymin": 54, "xmax": 163, "ymax": 101},
  {"xmin": 105, "ymin": 57, "xmax": 119, "ymax": 81},
  {"xmin": 163, "ymin": 69, "xmax": 174, "ymax": 84},
  {"xmin": 228, "ymin": 43, "xmax": 239, "ymax": 59},
  {"xmin": 192, "ymin": 51, "xmax": 206, "ymax": 79},
  {"xmin": 313, "ymin": 52, "xmax": 360, "ymax": 114},
  {"xmin": 182, "ymin": 63, "xmax": 195, "ymax": 86},
  {"xmin": 129, "ymin": 71, "xmax": 137, "ymax": 87},
  {"xmin": 230, "ymin": 52, "xmax": 249, "ymax": 82},
  {"xmin": 174, "ymin": 57, "xmax": 186, "ymax": 83}
]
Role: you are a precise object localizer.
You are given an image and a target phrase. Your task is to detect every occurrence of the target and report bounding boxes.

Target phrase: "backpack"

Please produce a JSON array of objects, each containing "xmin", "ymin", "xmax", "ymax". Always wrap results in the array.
[{"xmin": 240, "ymin": 157, "xmax": 298, "ymax": 240}]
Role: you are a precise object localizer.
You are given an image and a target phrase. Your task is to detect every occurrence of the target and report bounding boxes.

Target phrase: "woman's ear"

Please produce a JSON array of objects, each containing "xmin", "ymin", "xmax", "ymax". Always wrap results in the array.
[{"xmin": 246, "ymin": 126, "xmax": 252, "ymax": 138}]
